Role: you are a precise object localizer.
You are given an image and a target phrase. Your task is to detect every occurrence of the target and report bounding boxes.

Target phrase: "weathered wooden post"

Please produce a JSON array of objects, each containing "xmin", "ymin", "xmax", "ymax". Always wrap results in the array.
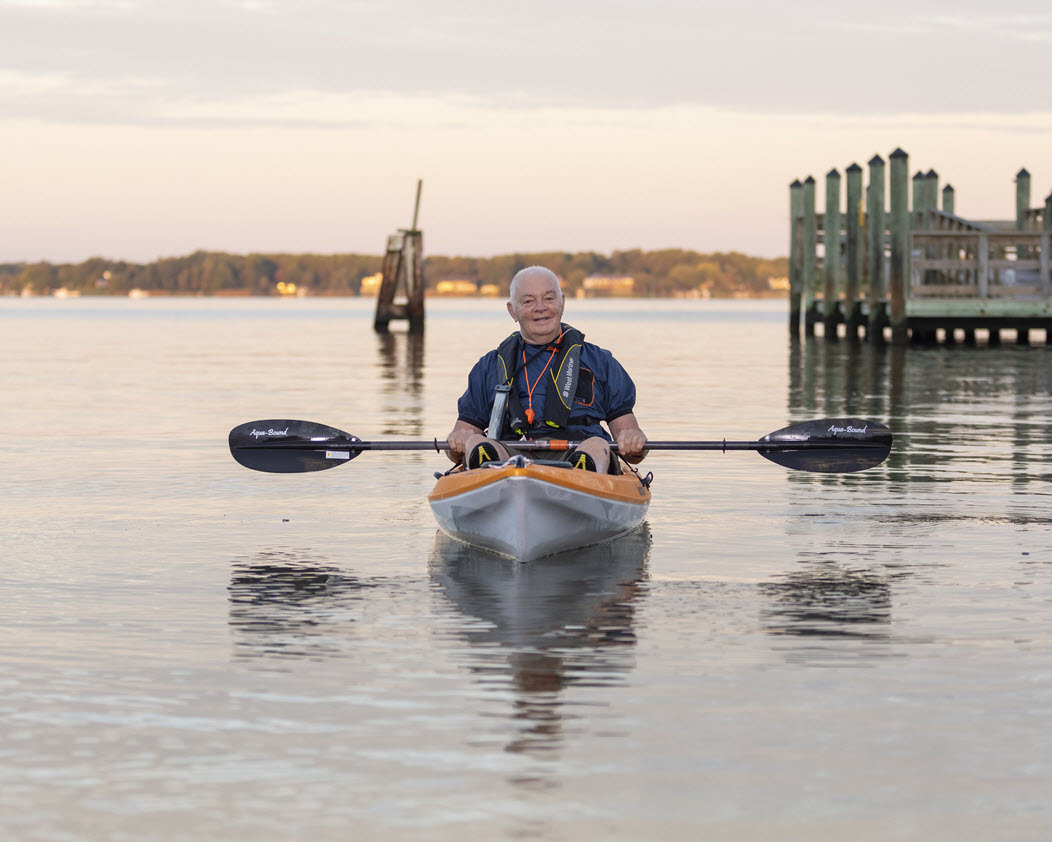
[
  {"xmin": 802, "ymin": 176, "xmax": 818, "ymax": 335},
  {"xmin": 844, "ymin": 163, "xmax": 864, "ymax": 339},
  {"xmin": 942, "ymin": 182, "xmax": 968, "ymax": 340},
  {"xmin": 926, "ymin": 170, "xmax": 940, "ymax": 213},
  {"xmin": 823, "ymin": 168, "xmax": 842, "ymax": 339},
  {"xmin": 1015, "ymin": 168, "xmax": 1032, "ymax": 271},
  {"xmin": 888, "ymin": 149, "xmax": 909, "ymax": 344},
  {"xmin": 374, "ymin": 179, "xmax": 426, "ymax": 334},
  {"xmin": 1016, "ymin": 168, "xmax": 1031, "ymax": 231},
  {"xmin": 924, "ymin": 170, "xmax": 941, "ymax": 295},
  {"xmin": 789, "ymin": 179, "xmax": 803, "ymax": 335},
  {"xmin": 908, "ymin": 170, "xmax": 926, "ymax": 340},
  {"xmin": 866, "ymin": 155, "xmax": 886, "ymax": 343},
  {"xmin": 912, "ymin": 170, "xmax": 927, "ymax": 225},
  {"xmin": 1041, "ymin": 192, "xmax": 1051, "ymax": 299},
  {"xmin": 1041, "ymin": 191, "xmax": 1052, "ymax": 332}
]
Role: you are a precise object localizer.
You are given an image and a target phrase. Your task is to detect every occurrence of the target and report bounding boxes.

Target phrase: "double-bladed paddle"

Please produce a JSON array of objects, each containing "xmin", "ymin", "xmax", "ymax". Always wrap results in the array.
[{"xmin": 228, "ymin": 417, "xmax": 892, "ymax": 474}]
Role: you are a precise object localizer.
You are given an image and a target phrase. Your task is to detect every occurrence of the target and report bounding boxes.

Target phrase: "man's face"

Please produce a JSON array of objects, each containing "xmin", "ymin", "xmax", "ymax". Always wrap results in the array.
[{"xmin": 507, "ymin": 273, "xmax": 565, "ymax": 345}]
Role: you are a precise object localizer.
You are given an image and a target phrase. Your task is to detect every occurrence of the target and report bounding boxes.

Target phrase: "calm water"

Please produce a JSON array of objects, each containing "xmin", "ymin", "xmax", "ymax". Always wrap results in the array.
[{"xmin": 2, "ymin": 297, "xmax": 1050, "ymax": 841}]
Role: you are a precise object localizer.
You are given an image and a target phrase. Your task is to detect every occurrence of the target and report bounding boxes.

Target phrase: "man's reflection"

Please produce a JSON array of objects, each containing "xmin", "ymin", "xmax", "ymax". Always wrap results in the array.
[{"xmin": 430, "ymin": 527, "xmax": 650, "ymax": 757}]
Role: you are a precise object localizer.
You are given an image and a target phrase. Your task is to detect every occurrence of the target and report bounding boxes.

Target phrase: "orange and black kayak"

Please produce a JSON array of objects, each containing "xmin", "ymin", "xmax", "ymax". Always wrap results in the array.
[{"xmin": 428, "ymin": 456, "xmax": 651, "ymax": 561}]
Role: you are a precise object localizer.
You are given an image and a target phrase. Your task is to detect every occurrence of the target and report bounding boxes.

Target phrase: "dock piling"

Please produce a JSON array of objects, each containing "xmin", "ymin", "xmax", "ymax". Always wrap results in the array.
[
  {"xmin": 866, "ymin": 155, "xmax": 886, "ymax": 343},
  {"xmin": 802, "ymin": 177, "xmax": 818, "ymax": 335},
  {"xmin": 888, "ymin": 149, "xmax": 909, "ymax": 344},
  {"xmin": 823, "ymin": 169, "xmax": 842, "ymax": 339},
  {"xmin": 844, "ymin": 164, "xmax": 864, "ymax": 339},
  {"xmin": 1016, "ymin": 169, "xmax": 1031, "ymax": 231},
  {"xmin": 789, "ymin": 180, "xmax": 803, "ymax": 335}
]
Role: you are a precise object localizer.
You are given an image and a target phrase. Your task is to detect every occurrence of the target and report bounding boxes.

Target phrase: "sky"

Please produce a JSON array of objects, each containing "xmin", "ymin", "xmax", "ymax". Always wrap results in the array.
[{"xmin": 2, "ymin": 0, "xmax": 1050, "ymax": 264}]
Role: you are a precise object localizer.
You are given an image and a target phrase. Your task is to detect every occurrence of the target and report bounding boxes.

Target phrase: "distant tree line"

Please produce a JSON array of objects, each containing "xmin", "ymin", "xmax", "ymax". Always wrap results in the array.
[{"xmin": 0, "ymin": 249, "xmax": 787, "ymax": 298}]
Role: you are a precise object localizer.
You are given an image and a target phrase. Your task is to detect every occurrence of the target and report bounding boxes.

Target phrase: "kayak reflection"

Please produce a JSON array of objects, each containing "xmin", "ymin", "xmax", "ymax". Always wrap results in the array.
[{"xmin": 429, "ymin": 526, "xmax": 651, "ymax": 757}]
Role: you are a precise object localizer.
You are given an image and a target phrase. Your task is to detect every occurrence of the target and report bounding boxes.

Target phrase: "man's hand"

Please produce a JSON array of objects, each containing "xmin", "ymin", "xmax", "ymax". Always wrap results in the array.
[
  {"xmin": 445, "ymin": 420, "xmax": 484, "ymax": 464},
  {"xmin": 609, "ymin": 413, "xmax": 648, "ymax": 463}
]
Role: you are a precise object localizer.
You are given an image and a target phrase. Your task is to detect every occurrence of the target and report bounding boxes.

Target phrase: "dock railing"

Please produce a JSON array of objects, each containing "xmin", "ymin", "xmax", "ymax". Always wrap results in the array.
[{"xmin": 910, "ymin": 229, "xmax": 1051, "ymax": 301}]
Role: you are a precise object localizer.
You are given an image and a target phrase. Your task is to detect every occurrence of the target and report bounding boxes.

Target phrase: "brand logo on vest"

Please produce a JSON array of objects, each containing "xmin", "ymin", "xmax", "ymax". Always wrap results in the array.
[{"xmin": 561, "ymin": 355, "xmax": 575, "ymax": 399}]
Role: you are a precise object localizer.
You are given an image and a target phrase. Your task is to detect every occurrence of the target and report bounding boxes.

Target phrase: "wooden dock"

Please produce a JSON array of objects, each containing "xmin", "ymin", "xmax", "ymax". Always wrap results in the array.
[{"xmin": 790, "ymin": 150, "xmax": 1052, "ymax": 344}]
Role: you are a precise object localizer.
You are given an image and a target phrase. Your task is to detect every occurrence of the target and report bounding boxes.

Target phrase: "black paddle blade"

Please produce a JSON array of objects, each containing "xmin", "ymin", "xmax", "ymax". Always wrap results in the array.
[
  {"xmin": 759, "ymin": 418, "xmax": 892, "ymax": 473},
  {"xmin": 229, "ymin": 419, "xmax": 363, "ymax": 473}
]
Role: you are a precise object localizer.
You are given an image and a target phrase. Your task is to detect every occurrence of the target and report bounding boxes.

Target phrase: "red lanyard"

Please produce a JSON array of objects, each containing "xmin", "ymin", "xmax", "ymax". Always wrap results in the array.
[{"xmin": 521, "ymin": 331, "xmax": 562, "ymax": 426}]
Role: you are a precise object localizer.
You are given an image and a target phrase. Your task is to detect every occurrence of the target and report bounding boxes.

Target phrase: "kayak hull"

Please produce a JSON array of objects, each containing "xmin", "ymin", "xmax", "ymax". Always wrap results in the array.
[{"xmin": 428, "ymin": 458, "xmax": 650, "ymax": 561}]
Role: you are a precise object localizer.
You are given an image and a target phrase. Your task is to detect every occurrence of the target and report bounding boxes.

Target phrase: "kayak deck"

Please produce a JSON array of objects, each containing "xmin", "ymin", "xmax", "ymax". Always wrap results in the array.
[{"xmin": 428, "ymin": 456, "xmax": 651, "ymax": 561}]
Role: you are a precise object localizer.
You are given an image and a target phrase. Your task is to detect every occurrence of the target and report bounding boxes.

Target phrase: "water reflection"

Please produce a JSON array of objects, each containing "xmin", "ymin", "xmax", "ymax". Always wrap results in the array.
[
  {"xmin": 228, "ymin": 550, "xmax": 383, "ymax": 660},
  {"xmin": 761, "ymin": 560, "xmax": 892, "ymax": 641},
  {"xmin": 774, "ymin": 338, "xmax": 1052, "ymax": 663},
  {"xmin": 377, "ymin": 332, "xmax": 425, "ymax": 436},
  {"xmin": 429, "ymin": 527, "xmax": 651, "ymax": 758},
  {"xmin": 788, "ymin": 337, "xmax": 1052, "ymax": 487},
  {"xmin": 788, "ymin": 336, "xmax": 906, "ymax": 423}
]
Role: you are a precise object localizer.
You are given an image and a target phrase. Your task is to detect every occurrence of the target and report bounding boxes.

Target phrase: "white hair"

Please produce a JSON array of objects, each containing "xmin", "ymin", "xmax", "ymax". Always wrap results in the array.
[{"xmin": 509, "ymin": 266, "xmax": 563, "ymax": 302}]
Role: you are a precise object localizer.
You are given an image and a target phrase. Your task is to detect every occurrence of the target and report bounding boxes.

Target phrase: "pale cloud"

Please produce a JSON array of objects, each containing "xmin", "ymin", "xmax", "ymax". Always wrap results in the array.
[
  {"xmin": 0, "ymin": 68, "xmax": 70, "ymax": 96},
  {"xmin": 2, "ymin": 0, "xmax": 1050, "ymax": 122},
  {"xmin": 0, "ymin": 0, "xmax": 135, "ymax": 9},
  {"xmin": 152, "ymin": 89, "xmax": 485, "ymax": 128},
  {"xmin": 926, "ymin": 11, "xmax": 1052, "ymax": 37},
  {"xmin": 0, "ymin": 67, "xmax": 161, "ymax": 97},
  {"xmin": 220, "ymin": 0, "xmax": 281, "ymax": 12}
]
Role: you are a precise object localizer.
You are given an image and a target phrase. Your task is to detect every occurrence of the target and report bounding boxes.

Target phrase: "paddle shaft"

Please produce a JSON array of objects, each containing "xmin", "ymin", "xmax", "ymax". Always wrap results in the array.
[
  {"xmin": 229, "ymin": 417, "xmax": 892, "ymax": 473},
  {"xmin": 234, "ymin": 438, "xmax": 884, "ymax": 453}
]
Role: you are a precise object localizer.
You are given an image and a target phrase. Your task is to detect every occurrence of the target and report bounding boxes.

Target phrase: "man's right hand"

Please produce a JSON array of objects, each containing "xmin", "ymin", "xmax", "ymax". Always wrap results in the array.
[{"xmin": 445, "ymin": 421, "xmax": 484, "ymax": 463}]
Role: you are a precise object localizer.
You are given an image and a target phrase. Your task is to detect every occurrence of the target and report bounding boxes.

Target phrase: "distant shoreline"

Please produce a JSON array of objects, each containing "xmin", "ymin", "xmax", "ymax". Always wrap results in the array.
[
  {"xmin": 5, "ymin": 289, "xmax": 788, "ymax": 300},
  {"xmin": 1, "ymin": 249, "xmax": 789, "ymax": 300}
]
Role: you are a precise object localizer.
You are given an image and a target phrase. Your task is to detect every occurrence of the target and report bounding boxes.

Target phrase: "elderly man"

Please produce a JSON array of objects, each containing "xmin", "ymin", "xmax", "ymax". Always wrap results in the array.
[{"xmin": 446, "ymin": 265, "xmax": 648, "ymax": 473}]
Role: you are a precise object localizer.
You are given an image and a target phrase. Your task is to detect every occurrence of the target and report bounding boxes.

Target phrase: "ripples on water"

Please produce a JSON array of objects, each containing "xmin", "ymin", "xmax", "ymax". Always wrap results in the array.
[{"xmin": 2, "ymin": 298, "xmax": 1050, "ymax": 840}]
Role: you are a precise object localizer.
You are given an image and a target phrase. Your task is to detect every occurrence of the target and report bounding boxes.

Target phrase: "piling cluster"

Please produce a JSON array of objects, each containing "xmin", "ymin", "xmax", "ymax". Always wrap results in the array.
[{"xmin": 790, "ymin": 149, "xmax": 1052, "ymax": 345}]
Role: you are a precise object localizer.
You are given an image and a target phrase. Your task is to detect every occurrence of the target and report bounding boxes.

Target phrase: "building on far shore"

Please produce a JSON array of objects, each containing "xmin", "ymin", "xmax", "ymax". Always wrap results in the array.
[
  {"xmin": 577, "ymin": 275, "xmax": 635, "ymax": 297},
  {"xmin": 359, "ymin": 273, "xmax": 383, "ymax": 295},
  {"xmin": 433, "ymin": 280, "xmax": 478, "ymax": 296}
]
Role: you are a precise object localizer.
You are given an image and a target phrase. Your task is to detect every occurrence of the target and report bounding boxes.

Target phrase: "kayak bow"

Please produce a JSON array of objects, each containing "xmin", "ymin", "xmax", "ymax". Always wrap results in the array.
[{"xmin": 428, "ymin": 457, "xmax": 651, "ymax": 561}]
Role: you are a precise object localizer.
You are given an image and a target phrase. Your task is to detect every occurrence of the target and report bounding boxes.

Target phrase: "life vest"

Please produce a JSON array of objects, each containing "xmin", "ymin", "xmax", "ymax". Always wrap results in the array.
[{"xmin": 494, "ymin": 325, "xmax": 588, "ymax": 437}]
